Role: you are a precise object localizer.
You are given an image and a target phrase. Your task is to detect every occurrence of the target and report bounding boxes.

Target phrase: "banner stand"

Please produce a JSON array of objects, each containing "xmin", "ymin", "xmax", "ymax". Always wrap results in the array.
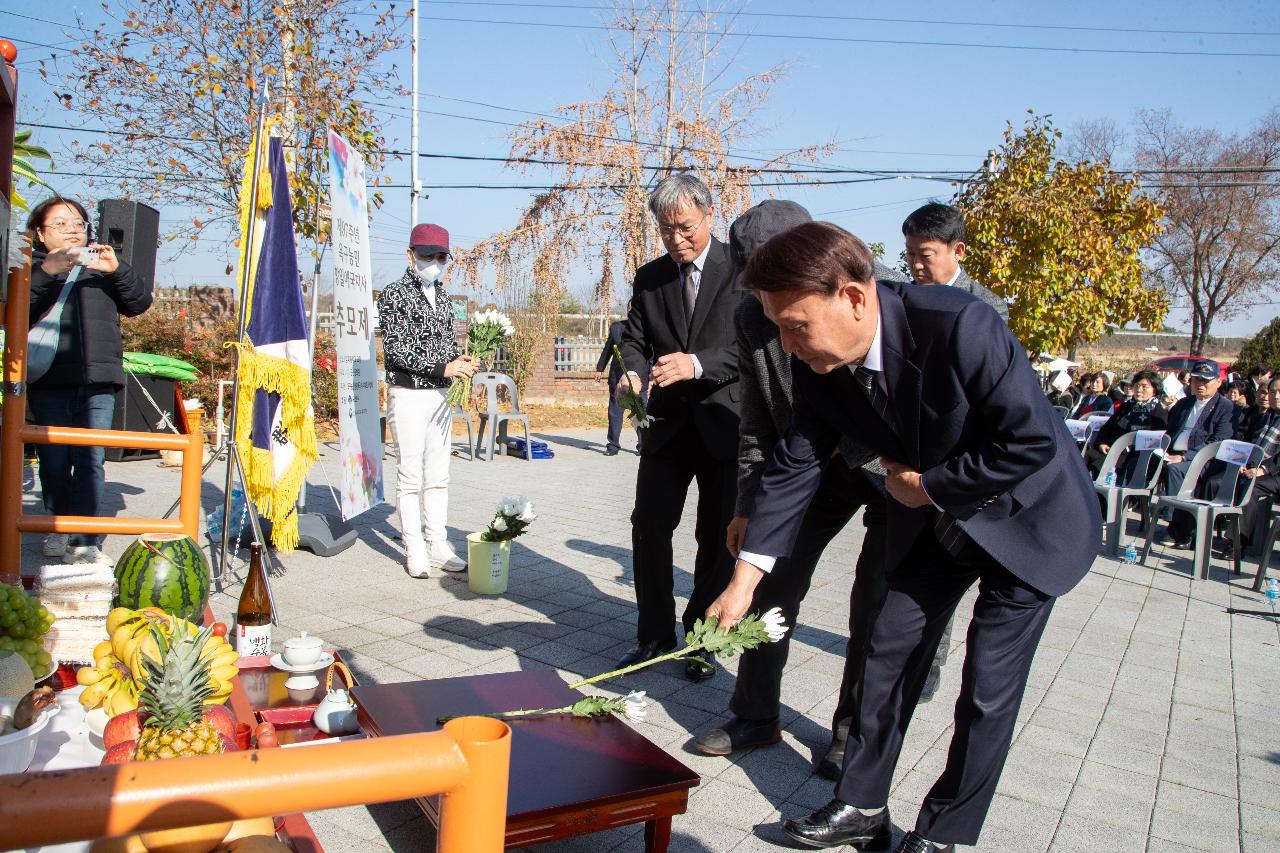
[{"xmin": 293, "ymin": 269, "xmax": 357, "ymax": 558}]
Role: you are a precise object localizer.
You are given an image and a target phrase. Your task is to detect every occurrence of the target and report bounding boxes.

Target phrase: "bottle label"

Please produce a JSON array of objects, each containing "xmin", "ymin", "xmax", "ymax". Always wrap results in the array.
[{"xmin": 237, "ymin": 623, "xmax": 273, "ymax": 657}]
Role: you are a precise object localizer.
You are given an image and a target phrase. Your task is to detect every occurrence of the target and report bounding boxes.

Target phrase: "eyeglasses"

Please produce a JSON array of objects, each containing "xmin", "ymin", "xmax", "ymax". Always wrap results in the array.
[
  {"xmin": 43, "ymin": 218, "xmax": 89, "ymax": 232},
  {"xmin": 657, "ymin": 213, "xmax": 708, "ymax": 239}
]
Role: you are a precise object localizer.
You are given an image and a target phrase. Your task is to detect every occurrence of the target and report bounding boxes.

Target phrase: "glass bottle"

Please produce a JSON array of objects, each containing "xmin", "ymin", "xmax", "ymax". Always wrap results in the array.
[{"xmin": 235, "ymin": 543, "xmax": 273, "ymax": 656}]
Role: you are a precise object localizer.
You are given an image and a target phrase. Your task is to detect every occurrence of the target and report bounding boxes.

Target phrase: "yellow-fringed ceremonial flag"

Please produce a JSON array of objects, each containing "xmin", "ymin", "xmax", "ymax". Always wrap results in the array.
[{"xmin": 233, "ymin": 132, "xmax": 317, "ymax": 551}]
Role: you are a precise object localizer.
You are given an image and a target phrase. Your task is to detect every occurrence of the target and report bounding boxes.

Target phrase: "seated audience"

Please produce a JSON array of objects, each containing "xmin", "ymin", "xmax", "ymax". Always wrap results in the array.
[
  {"xmin": 1244, "ymin": 364, "xmax": 1273, "ymax": 407},
  {"xmin": 1238, "ymin": 380, "xmax": 1273, "ymax": 440},
  {"xmin": 1159, "ymin": 362, "xmax": 1237, "ymax": 548},
  {"xmin": 1224, "ymin": 380, "xmax": 1250, "ymax": 408},
  {"xmin": 1240, "ymin": 376, "xmax": 1280, "ymax": 548},
  {"xmin": 1071, "ymin": 372, "xmax": 1114, "ymax": 418},
  {"xmin": 1085, "ymin": 371, "xmax": 1168, "ymax": 476}
]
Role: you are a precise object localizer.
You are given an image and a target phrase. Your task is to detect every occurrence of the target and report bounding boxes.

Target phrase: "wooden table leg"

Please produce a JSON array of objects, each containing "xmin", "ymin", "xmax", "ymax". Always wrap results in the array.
[{"xmin": 644, "ymin": 816, "xmax": 672, "ymax": 852}]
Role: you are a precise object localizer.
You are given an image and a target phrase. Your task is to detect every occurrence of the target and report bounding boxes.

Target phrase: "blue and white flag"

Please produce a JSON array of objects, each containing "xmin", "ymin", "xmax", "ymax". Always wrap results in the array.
[{"xmin": 234, "ymin": 134, "xmax": 317, "ymax": 551}]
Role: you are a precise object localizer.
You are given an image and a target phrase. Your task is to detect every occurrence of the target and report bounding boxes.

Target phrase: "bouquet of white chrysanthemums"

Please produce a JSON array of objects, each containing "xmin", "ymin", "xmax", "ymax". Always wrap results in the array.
[
  {"xmin": 480, "ymin": 495, "xmax": 536, "ymax": 543},
  {"xmin": 445, "ymin": 308, "xmax": 515, "ymax": 409}
]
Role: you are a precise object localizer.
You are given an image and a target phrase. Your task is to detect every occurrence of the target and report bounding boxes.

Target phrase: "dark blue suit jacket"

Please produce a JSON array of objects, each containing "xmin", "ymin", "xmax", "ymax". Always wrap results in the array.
[
  {"xmin": 1164, "ymin": 393, "xmax": 1237, "ymax": 453},
  {"xmin": 741, "ymin": 280, "xmax": 1100, "ymax": 598}
]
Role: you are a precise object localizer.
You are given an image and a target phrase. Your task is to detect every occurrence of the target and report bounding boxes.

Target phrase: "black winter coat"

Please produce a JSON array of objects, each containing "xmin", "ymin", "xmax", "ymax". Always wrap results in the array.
[{"xmin": 28, "ymin": 249, "xmax": 153, "ymax": 389}]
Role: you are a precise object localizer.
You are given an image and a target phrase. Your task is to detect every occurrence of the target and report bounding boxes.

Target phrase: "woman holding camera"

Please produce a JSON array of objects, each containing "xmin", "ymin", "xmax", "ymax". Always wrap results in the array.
[{"xmin": 25, "ymin": 197, "xmax": 153, "ymax": 565}]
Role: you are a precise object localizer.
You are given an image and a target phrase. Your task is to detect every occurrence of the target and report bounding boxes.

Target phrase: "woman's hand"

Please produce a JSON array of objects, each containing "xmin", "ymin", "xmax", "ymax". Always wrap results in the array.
[
  {"xmin": 88, "ymin": 243, "xmax": 119, "ymax": 274},
  {"xmin": 443, "ymin": 355, "xmax": 476, "ymax": 379},
  {"xmin": 39, "ymin": 247, "xmax": 78, "ymax": 277},
  {"xmin": 1098, "ymin": 443, "xmax": 1110, "ymax": 454}
]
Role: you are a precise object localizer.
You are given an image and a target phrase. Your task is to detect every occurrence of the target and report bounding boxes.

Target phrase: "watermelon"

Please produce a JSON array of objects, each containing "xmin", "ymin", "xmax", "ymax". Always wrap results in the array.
[{"xmin": 114, "ymin": 534, "xmax": 210, "ymax": 622}]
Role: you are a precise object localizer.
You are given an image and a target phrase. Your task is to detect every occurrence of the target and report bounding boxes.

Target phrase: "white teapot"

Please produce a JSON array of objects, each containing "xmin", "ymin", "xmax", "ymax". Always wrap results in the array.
[{"xmin": 312, "ymin": 688, "xmax": 358, "ymax": 735}]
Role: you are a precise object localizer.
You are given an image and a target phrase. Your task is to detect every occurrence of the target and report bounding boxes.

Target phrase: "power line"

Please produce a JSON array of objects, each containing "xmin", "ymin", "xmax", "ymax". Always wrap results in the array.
[
  {"xmin": 416, "ymin": 13, "xmax": 1280, "ymax": 59},
  {"xmin": 418, "ymin": 1, "xmax": 1280, "ymax": 39},
  {"xmin": 25, "ymin": 122, "xmax": 1280, "ymax": 186}
]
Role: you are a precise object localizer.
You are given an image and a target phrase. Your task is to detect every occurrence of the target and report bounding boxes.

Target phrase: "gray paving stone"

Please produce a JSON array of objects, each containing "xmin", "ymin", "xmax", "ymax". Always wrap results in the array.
[{"xmin": 57, "ymin": 429, "xmax": 1268, "ymax": 851}]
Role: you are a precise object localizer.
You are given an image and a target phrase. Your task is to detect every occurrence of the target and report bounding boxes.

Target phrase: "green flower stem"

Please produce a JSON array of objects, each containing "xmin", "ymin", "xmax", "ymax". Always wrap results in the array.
[
  {"xmin": 437, "ymin": 704, "xmax": 571, "ymax": 724},
  {"xmin": 566, "ymin": 642, "xmax": 705, "ymax": 691}
]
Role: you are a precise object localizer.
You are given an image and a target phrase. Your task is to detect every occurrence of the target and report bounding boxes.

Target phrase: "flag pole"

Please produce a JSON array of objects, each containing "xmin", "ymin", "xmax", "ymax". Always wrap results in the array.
[{"xmin": 218, "ymin": 82, "xmax": 277, "ymax": 592}]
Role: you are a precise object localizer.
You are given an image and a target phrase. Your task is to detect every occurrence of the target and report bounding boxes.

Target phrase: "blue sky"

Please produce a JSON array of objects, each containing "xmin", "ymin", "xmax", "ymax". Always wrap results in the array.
[{"xmin": 5, "ymin": 0, "xmax": 1279, "ymax": 337}]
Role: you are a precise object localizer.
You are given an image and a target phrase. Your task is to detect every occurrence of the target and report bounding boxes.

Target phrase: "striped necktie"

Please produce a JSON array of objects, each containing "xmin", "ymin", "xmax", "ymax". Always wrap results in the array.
[{"xmin": 855, "ymin": 366, "xmax": 966, "ymax": 555}]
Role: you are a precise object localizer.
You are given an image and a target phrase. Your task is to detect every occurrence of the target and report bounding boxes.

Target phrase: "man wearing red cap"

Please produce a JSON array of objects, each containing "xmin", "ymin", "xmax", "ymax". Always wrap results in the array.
[{"xmin": 377, "ymin": 224, "xmax": 476, "ymax": 577}]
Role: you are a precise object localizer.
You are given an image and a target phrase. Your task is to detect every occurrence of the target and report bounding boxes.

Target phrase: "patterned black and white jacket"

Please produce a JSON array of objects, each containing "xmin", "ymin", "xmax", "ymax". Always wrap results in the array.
[{"xmin": 377, "ymin": 268, "xmax": 460, "ymax": 390}]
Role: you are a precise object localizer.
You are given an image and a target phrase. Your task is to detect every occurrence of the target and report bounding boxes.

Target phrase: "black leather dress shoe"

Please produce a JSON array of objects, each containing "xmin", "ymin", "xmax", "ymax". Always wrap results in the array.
[
  {"xmin": 604, "ymin": 446, "xmax": 620, "ymax": 456},
  {"xmin": 684, "ymin": 648, "xmax": 716, "ymax": 682},
  {"xmin": 893, "ymin": 831, "xmax": 952, "ymax": 852},
  {"xmin": 782, "ymin": 800, "xmax": 890, "ymax": 849},
  {"xmin": 616, "ymin": 639, "xmax": 676, "ymax": 669},
  {"xmin": 695, "ymin": 716, "xmax": 782, "ymax": 755}
]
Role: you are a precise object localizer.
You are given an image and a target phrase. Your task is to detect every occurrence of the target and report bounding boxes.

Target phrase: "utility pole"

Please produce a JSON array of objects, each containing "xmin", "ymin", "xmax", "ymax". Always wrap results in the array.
[{"xmin": 410, "ymin": 0, "xmax": 421, "ymax": 224}]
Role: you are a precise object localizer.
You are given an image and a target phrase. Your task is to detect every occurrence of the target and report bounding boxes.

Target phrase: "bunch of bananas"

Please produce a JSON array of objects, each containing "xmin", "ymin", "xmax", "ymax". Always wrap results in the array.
[
  {"xmin": 78, "ymin": 608, "xmax": 239, "ymax": 716},
  {"xmin": 77, "ymin": 641, "xmax": 140, "ymax": 716}
]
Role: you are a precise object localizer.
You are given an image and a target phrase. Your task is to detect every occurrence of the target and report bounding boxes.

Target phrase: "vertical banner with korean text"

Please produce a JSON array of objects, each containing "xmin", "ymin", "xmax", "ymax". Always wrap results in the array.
[{"xmin": 326, "ymin": 130, "xmax": 385, "ymax": 519}]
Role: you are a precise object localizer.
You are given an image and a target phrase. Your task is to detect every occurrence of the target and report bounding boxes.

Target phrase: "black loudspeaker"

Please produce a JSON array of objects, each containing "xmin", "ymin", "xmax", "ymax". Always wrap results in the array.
[
  {"xmin": 96, "ymin": 199, "xmax": 160, "ymax": 290},
  {"xmin": 106, "ymin": 375, "xmax": 176, "ymax": 462}
]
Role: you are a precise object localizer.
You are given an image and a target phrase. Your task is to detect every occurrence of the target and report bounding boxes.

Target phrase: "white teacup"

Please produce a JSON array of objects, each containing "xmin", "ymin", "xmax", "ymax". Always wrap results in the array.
[{"xmin": 282, "ymin": 633, "xmax": 324, "ymax": 667}]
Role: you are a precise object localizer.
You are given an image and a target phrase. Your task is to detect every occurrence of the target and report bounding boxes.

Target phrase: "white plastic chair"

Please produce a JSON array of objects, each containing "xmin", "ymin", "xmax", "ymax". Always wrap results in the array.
[
  {"xmin": 1094, "ymin": 431, "xmax": 1170, "ymax": 555},
  {"xmin": 472, "ymin": 372, "xmax": 532, "ymax": 461},
  {"xmin": 1139, "ymin": 440, "xmax": 1265, "ymax": 579}
]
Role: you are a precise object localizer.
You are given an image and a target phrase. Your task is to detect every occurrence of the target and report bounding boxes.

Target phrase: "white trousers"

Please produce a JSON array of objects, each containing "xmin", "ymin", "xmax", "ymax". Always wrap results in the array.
[{"xmin": 389, "ymin": 387, "xmax": 452, "ymax": 544}]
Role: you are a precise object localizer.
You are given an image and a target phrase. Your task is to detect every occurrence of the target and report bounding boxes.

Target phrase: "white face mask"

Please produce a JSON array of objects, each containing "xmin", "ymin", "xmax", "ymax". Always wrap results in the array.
[{"xmin": 415, "ymin": 258, "xmax": 446, "ymax": 281}]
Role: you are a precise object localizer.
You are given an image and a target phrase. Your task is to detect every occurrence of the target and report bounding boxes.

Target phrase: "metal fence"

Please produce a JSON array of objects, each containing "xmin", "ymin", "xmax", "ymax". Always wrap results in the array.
[{"xmin": 553, "ymin": 337, "xmax": 605, "ymax": 372}]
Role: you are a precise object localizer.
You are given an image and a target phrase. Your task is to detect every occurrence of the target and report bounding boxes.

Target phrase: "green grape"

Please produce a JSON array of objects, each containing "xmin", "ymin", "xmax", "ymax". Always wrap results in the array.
[{"xmin": 0, "ymin": 611, "xmax": 15, "ymax": 628}]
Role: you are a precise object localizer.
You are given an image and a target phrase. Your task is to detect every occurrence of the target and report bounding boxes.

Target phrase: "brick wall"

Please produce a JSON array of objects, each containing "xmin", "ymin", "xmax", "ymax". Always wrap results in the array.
[{"xmin": 521, "ymin": 334, "xmax": 608, "ymax": 404}]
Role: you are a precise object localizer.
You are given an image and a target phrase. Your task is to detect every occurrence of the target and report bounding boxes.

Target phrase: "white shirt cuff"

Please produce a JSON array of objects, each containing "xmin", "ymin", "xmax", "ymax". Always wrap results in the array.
[
  {"xmin": 690, "ymin": 354, "xmax": 703, "ymax": 379},
  {"xmin": 737, "ymin": 550, "xmax": 776, "ymax": 574},
  {"xmin": 918, "ymin": 471, "xmax": 943, "ymax": 512}
]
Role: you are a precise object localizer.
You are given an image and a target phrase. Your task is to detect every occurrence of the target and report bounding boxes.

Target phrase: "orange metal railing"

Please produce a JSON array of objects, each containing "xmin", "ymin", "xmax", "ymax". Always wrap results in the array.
[
  {"xmin": 0, "ymin": 246, "xmax": 206, "ymax": 584},
  {"xmin": 0, "ymin": 718, "xmax": 512, "ymax": 851}
]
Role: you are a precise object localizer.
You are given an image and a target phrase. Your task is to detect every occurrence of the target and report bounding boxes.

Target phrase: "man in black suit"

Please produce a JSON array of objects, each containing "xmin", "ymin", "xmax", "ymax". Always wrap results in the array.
[
  {"xmin": 694, "ymin": 199, "xmax": 905, "ymax": 776},
  {"xmin": 1159, "ymin": 361, "xmax": 1239, "ymax": 547},
  {"xmin": 902, "ymin": 202, "xmax": 1009, "ymax": 323},
  {"xmin": 707, "ymin": 222, "xmax": 1100, "ymax": 852},
  {"xmin": 615, "ymin": 173, "xmax": 741, "ymax": 681},
  {"xmin": 594, "ymin": 316, "xmax": 646, "ymax": 456}
]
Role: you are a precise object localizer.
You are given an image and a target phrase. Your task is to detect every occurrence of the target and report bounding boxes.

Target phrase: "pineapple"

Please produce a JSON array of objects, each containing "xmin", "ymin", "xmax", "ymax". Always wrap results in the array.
[{"xmin": 132, "ymin": 621, "xmax": 223, "ymax": 760}]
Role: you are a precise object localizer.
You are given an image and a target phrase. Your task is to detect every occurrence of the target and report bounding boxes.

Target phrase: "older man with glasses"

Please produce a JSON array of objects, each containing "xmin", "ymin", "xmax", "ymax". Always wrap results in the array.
[{"xmin": 613, "ymin": 173, "xmax": 741, "ymax": 682}]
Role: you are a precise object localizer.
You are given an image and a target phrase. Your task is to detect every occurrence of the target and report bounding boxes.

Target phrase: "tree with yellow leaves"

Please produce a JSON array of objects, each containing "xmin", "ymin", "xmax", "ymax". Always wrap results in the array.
[{"xmin": 958, "ymin": 111, "xmax": 1167, "ymax": 355}]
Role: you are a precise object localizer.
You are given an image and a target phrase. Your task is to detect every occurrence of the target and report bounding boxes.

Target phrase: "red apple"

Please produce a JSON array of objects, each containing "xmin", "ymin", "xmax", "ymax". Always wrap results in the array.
[
  {"xmin": 202, "ymin": 704, "xmax": 237, "ymax": 742},
  {"xmin": 101, "ymin": 740, "xmax": 136, "ymax": 765},
  {"xmin": 103, "ymin": 711, "xmax": 143, "ymax": 750}
]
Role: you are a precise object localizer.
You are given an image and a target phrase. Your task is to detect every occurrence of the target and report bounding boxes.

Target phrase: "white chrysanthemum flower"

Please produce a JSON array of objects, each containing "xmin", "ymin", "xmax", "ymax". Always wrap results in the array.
[
  {"xmin": 639, "ymin": 415, "xmax": 655, "ymax": 428},
  {"xmin": 622, "ymin": 691, "xmax": 647, "ymax": 723},
  {"xmin": 516, "ymin": 498, "xmax": 536, "ymax": 522},
  {"xmin": 761, "ymin": 607, "xmax": 788, "ymax": 643},
  {"xmin": 492, "ymin": 516, "xmax": 508, "ymax": 532}
]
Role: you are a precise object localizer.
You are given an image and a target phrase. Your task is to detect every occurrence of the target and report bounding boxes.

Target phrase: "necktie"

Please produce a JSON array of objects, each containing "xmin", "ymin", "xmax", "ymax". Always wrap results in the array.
[
  {"xmin": 681, "ymin": 262, "xmax": 696, "ymax": 329},
  {"xmin": 856, "ymin": 366, "xmax": 966, "ymax": 555},
  {"xmin": 853, "ymin": 365, "xmax": 889, "ymax": 423}
]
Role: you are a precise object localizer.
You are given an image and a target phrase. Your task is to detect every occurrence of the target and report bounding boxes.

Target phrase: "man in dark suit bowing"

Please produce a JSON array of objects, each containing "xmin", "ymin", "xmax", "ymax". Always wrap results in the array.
[
  {"xmin": 707, "ymin": 222, "xmax": 1100, "ymax": 852},
  {"xmin": 615, "ymin": 173, "xmax": 741, "ymax": 682}
]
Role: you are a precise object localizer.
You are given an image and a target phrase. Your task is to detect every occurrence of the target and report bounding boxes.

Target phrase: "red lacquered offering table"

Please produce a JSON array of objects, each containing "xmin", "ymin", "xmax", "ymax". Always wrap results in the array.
[
  {"xmin": 227, "ymin": 652, "xmax": 359, "ymax": 851},
  {"xmin": 352, "ymin": 670, "xmax": 700, "ymax": 852}
]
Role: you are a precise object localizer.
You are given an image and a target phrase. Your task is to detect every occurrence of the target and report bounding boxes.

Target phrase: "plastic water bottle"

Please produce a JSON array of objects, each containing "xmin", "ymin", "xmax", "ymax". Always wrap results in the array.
[
  {"xmin": 1266, "ymin": 578, "xmax": 1279, "ymax": 603},
  {"xmin": 1104, "ymin": 470, "xmax": 1116, "ymax": 487},
  {"xmin": 1122, "ymin": 543, "xmax": 1138, "ymax": 564}
]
